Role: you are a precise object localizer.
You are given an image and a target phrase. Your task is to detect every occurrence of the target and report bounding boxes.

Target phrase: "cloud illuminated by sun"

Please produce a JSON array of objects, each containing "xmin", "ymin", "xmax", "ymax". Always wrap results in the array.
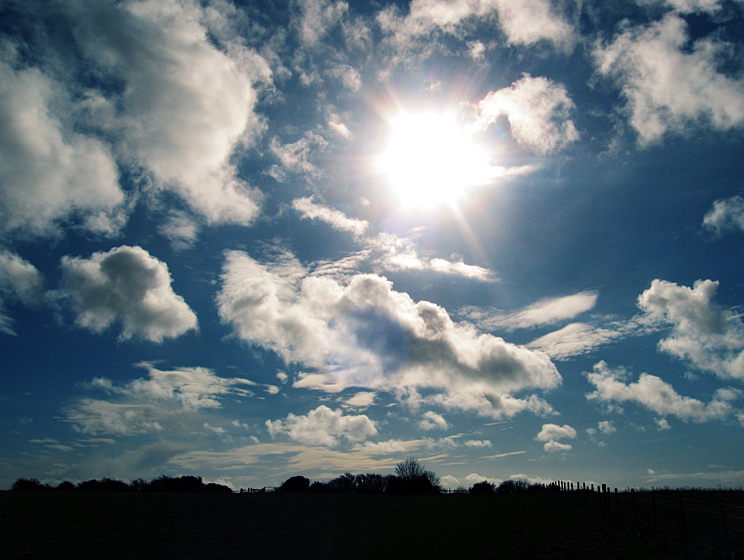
[{"xmin": 378, "ymin": 112, "xmax": 503, "ymax": 207}]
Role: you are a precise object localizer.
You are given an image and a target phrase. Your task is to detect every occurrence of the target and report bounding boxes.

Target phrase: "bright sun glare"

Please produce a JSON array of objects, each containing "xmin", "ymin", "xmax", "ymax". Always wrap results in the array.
[{"xmin": 379, "ymin": 112, "xmax": 497, "ymax": 207}]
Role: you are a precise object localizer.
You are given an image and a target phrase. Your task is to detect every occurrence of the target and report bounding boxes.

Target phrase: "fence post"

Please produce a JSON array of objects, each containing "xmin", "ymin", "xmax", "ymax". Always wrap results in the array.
[
  {"xmin": 719, "ymin": 498, "xmax": 731, "ymax": 559},
  {"xmin": 678, "ymin": 495, "xmax": 688, "ymax": 555}
]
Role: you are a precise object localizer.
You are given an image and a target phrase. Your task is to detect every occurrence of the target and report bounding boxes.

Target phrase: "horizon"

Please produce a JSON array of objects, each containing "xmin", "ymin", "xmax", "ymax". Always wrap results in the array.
[{"xmin": 2, "ymin": 0, "xmax": 744, "ymax": 492}]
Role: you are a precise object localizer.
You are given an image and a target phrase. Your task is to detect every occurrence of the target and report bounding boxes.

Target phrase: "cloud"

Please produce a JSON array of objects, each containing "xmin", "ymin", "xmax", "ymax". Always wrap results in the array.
[
  {"xmin": 598, "ymin": 420, "xmax": 616, "ymax": 434},
  {"xmin": 343, "ymin": 391, "xmax": 376, "ymax": 408},
  {"xmin": 54, "ymin": 245, "xmax": 197, "ymax": 342},
  {"xmin": 419, "ymin": 411, "xmax": 449, "ymax": 431},
  {"xmin": 65, "ymin": 364, "xmax": 258, "ymax": 436},
  {"xmin": 266, "ymin": 405, "xmax": 377, "ymax": 447},
  {"xmin": 158, "ymin": 211, "xmax": 200, "ymax": 251},
  {"xmin": 528, "ymin": 322, "xmax": 623, "ymax": 359},
  {"xmin": 465, "ymin": 291, "xmax": 598, "ymax": 331},
  {"xmin": 638, "ymin": 279, "xmax": 744, "ymax": 379},
  {"xmin": 464, "ymin": 439, "xmax": 492, "ymax": 448},
  {"xmin": 536, "ymin": 423, "xmax": 576, "ymax": 452},
  {"xmin": 269, "ymin": 133, "xmax": 327, "ymax": 181},
  {"xmin": 218, "ymin": 250, "xmax": 561, "ymax": 419},
  {"xmin": 0, "ymin": 60, "xmax": 124, "ymax": 237},
  {"xmin": 292, "ymin": 196, "xmax": 369, "ymax": 236},
  {"xmin": 294, "ymin": 0, "xmax": 348, "ymax": 46},
  {"xmin": 585, "ymin": 361, "xmax": 735, "ymax": 423},
  {"xmin": 703, "ymin": 195, "xmax": 744, "ymax": 236},
  {"xmin": 594, "ymin": 14, "xmax": 744, "ymax": 145},
  {"xmin": 476, "ymin": 74, "xmax": 579, "ymax": 154},
  {"xmin": 0, "ymin": 251, "xmax": 45, "ymax": 335},
  {"xmin": 3, "ymin": 0, "xmax": 271, "ymax": 238},
  {"xmin": 379, "ymin": 0, "xmax": 574, "ymax": 55}
]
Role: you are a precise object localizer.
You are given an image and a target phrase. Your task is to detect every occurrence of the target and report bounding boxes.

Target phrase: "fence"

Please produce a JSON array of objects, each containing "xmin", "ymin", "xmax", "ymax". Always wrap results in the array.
[{"xmin": 555, "ymin": 481, "xmax": 744, "ymax": 559}]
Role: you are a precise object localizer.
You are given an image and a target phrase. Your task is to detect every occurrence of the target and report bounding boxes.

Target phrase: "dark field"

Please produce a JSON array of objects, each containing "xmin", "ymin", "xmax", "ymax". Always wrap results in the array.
[{"xmin": 1, "ymin": 491, "xmax": 675, "ymax": 559}]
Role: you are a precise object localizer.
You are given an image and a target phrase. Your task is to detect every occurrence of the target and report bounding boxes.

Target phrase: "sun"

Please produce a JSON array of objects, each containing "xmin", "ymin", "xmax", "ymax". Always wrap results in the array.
[{"xmin": 378, "ymin": 111, "xmax": 498, "ymax": 207}]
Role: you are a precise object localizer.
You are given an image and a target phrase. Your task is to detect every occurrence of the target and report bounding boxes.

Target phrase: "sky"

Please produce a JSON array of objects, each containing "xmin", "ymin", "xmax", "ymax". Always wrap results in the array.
[{"xmin": 1, "ymin": 0, "xmax": 744, "ymax": 492}]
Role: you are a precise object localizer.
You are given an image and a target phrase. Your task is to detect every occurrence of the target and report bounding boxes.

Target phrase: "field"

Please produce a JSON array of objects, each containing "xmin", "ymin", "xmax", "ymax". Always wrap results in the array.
[{"xmin": 1, "ymin": 491, "xmax": 675, "ymax": 559}]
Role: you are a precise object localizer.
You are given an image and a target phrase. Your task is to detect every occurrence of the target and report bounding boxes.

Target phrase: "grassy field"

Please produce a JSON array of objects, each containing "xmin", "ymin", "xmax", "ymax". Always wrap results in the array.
[{"xmin": 1, "ymin": 491, "xmax": 676, "ymax": 559}]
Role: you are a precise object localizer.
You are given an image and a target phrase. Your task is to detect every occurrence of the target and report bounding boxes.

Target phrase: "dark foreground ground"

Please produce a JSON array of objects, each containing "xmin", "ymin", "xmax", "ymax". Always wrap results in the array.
[{"xmin": 1, "ymin": 491, "xmax": 675, "ymax": 559}]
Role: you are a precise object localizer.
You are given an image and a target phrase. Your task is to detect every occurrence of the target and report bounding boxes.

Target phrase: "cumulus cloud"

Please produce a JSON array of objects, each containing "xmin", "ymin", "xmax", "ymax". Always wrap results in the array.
[
  {"xmin": 638, "ymin": 279, "xmax": 744, "ymax": 379},
  {"xmin": 594, "ymin": 14, "xmax": 744, "ymax": 145},
  {"xmin": 464, "ymin": 439, "xmax": 492, "ymax": 448},
  {"xmin": 585, "ymin": 361, "xmax": 735, "ymax": 423},
  {"xmin": 2, "ymin": 0, "xmax": 271, "ymax": 239},
  {"xmin": 0, "ymin": 250, "xmax": 45, "ymax": 334},
  {"xmin": 217, "ymin": 250, "xmax": 561, "ymax": 419},
  {"xmin": 476, "ymin": 74, "xmax": 579, "ymax": 154},
  {"xmin": 293, "ymin": 197, "xmax": 369, "ymax": 236},
  {"xmin": 266, "ymin": 405, "xmax": 377, "ymax": 447},
  {"xmin": 536, "ymin": 423, "xmax": 576, "ymax": 452},
  {"xmin": 269, "ymin": 133, "xmax": 327, "ymax": 181},
  {"xmin": 55, "ymin": 246, "xmax": 197, "ymax": 342},
  {"xmin": 66, "ymin": 364, "xmax": 257, "ymax": 435},
  {"xmin": 703, "ymin": 195, "xmax": 744, "ymax": 236},
  {"xmin": 379, "ymin": 0, "xmax": 574, "ymax": 54},
  {"xmin": 0, "ymin": 60, "xmax": 124, "ymax": 237},
  {"xmin": 419, "ymin": 411, "xmax": 449, "ymax": 431}
]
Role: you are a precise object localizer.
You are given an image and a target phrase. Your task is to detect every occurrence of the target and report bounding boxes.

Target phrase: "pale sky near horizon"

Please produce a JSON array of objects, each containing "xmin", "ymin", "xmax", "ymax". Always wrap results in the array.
[{"xmin": 2, "ymin": 0, "xmax": 744, "ymax": 490}]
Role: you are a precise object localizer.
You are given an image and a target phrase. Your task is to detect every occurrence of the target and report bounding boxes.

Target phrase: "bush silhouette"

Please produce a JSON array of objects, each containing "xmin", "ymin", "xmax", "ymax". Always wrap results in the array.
[
  {"xmin": 279, "ymin": 475, "xmax": 310, "ymax": 493},
  {"xmin": 497, "ymin": 479, "xmax": 529, "ymax": 494},
  {"xmin": 470, "ymin": 481, "xmax": 495, "ymax": 495},
  {"xmin": 12, "ymin": 478, "xmax": 48, "ymax": 491}
]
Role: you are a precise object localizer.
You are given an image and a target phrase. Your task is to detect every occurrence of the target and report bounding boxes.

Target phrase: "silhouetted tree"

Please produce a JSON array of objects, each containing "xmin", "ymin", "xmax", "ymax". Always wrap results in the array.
[
  {"xmin": 327, "ymin": 472, "xmax": 357, "ymax": 493},
  {"xmin": 204, "ymin": 482, "xmax": 233, "ymax": 493},
  {"xmin": 12, "ymin": 478, "xmax": 48, "ymax": 491},
  {"xmin": 497, "ymin": 479, "xmax": 529, "ymax": 494},
  {"xmin": 279, "ymin": 475, "xmax": 310, "ymax": 492},
  {"xmin": 355, "ymin": 473, "xmax": 387, "ymax": 494},
  {"xmin": 55, "ymin": 481, "xmax": 75, "ymax": 491},
  {"xmin": 391, "ymin": 458, "xmax": 440, "ymax": 494},
  {"xmin": 470, "ymin": 481, "xmax": 495, "ymax": 495}
]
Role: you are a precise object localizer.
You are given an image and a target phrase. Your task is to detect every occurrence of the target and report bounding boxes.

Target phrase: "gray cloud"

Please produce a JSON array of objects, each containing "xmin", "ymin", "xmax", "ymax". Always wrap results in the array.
[
  {"xmin": 55, "ymin": 246, "xmax": 197, "ymax": 342},
  {"xmin": 0, "ymin": 251, "xmax": 45, "ymax": 335},
  {"xmin": 703, "ymin": 195, "xmax": 744, "ymax": 236}
]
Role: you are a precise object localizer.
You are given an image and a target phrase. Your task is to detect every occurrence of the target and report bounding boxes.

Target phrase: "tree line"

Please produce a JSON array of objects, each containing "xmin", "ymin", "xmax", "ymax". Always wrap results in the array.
[
  {"xmin": 10, "ymin": 458, "xmax": 559, "ymax": 496},
  {"xmin": 277, "ymin": 458, "xmax": 559, "ymax": 496},
  {"xmin": 11, "ymin": 474, "xmax": 232, "ymax": 494}
]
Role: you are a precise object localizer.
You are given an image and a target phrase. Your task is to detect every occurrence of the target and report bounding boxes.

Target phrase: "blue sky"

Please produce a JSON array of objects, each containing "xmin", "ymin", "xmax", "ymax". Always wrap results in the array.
[{"xmin": 2, "ymin": 0, "xmax": 744, "ymax": 491}]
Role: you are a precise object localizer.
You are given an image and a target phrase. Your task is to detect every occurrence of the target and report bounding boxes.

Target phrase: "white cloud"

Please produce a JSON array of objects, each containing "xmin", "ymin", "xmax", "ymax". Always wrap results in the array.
[
  {"xmin": 419, "ymin": 411, "xmax": 449, "ymax": 431},
  {"xmin": 66, "ymin": 364, "xmax": 256, "ymax": 436},
  {"xmin": 343, "ymin": 391, "xmax": 376, "ymax": 408},
  {"xmin": 218, "ymin": 250, "xmax": 561, "ymax": 419},
  {"xmin": 2, "ymin": 0, "xmax": 272, "ymax": 238},
  {"xmin": 703, "ymin": 195, "xmax": 744, "ymax": 236},
  {"xmin": 266, "ymin": 405, "xmax": 377, "ymax": 447},
  {"xmin": 638, "ymin": 279, "xmax": 744, "ymax": 379},
  {"xmin": 292, "ymin": 197, "xmax": 369, "ymax": 236},
  {"xmin": 0, "ymin": 250, "xmax": 45, "ymax": 305},
  {"xmin": 598, "ymin": 420, "xmax": 617, "ymax": 434},
  {"xmin": 466, "ymin": 291, "xmax": 598, "ymax": 331},
  {"xmin": 294, "ymin": 0, "xmax": 348, "ymax": 46},
  {"xmin": 269, "ymin": 133, "xmax": 327, "ymax": 181},
  {"xmin": 476, "ymin": 74, "xmax": 579, "ymax": 154},
  {"xmin": 379, "ymin": 0, "xmax": 574, "ymax": 54},
  {"xmin": 585, "ymin": 361, "xmax": 735, "ymax": 423},
  {"xmin": 55, "ymin": 245, "xmax": 197, "ymax": 342},
  {"xmin": 158, "ymin": 211, "xmax": 200, "ymax": 251},
  {"xmin": 0, "ymin": 60, "xmax": 124, "ymax": 237},
  {"xmin": 464, "ymin": 439, "xmax": 492, "ymax": 448},
  {"xmin": 528, "ymin": 322, "xmax": 622, "ymax": 360},
  {"xmin": 536, "ymin": 423, "xmax": 577, "ymax": 441},
  {"xmin": 594, "ymin": 14, "xmax": 744, "ymax": 145},
  {"xmin": 642, "ymin": 0, "xmax": 726, "ymax": 14},
  {"xmin": 536, "ymin": 423, "xmax": 576, "ymax": 452}
]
